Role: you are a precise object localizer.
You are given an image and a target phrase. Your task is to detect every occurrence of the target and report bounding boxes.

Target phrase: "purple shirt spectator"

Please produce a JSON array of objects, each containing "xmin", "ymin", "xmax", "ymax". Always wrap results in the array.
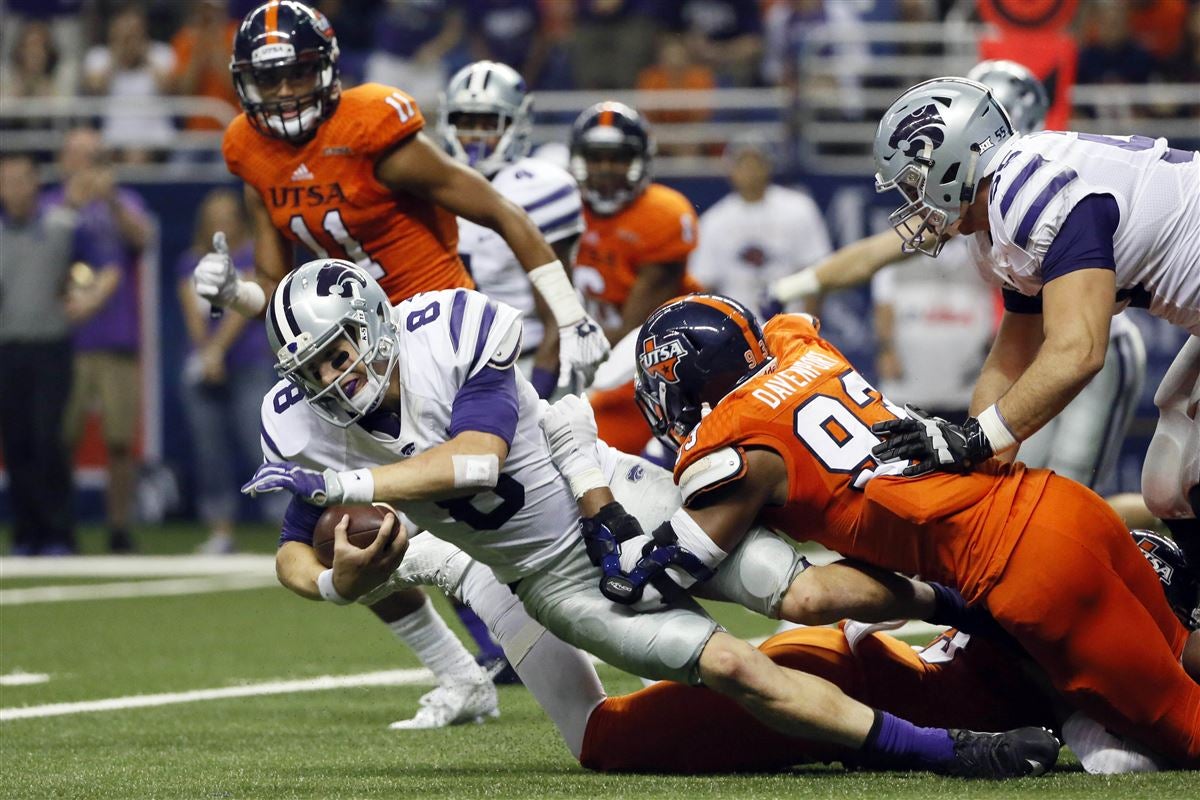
[
  {"xmin": 659, "ymin": 0, "xmax": 763, "ymax": 42},
  {"xmin": 373, "ymin": 0, "xmax": 459, "ymax": 58},
  {"xmin": 175, "ymin": 242, "xmax": 273, "ymax": 370},
  {"xmin": 40, "ymin": 185, "xmax": 143, "ymax": 352}
]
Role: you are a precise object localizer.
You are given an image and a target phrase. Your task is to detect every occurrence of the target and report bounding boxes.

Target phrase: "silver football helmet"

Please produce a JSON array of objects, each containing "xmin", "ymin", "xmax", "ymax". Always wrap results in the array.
[
  {"xmin": 874, "ymin": 77, "xmax": 1014, "ymax": 256},
  {"xmin": 438, "ymin": 61, "xmax": 533, "ymax": 177},
  {"xmin": 967, "ymin": 60, "xmax": 1049, "ymax": 135},
  {"xmin": 266, "ymin": 259, "xmax": 399, "ymax": 428}
]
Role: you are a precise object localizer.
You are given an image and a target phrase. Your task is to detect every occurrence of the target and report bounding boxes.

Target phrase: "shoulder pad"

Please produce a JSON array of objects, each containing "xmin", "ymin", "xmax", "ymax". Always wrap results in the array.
[{"xmin": 678, "ymin": 446, "xmax": 747, "ymax": 505}]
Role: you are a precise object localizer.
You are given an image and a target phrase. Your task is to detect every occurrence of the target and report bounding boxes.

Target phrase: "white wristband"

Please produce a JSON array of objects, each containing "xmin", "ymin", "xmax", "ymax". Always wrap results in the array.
[
  {"xmin": 334, "ymin": 468, "xmax": 375, "ymax": 504},
  {"xmin": 977, "ymin": 404, "xmax": 1019, "ymax": 453},
  {"xmin": 527, "ymin": 260, "xmax": 585, "ymax": 327},
  {"xmin": 567, "ymin": 466, "xmax": 607, "ymax": 500},
  {"xmin": 771, "ymin": 268, "xmax": 821, "ymax": 303},
  {"xmin": 317, "ymin": 568, "xmax": 354, "ymax": 605},
  {"xmin": 231, "ymin": 278, "xmax": 267, "ymax": 317}
]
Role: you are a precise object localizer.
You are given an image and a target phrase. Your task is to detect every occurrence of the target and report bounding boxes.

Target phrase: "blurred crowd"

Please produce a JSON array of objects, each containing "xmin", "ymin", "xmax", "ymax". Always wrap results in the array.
[{"xmin": 2, "ymin": 0, "xmax": 1198, "ymax": 161}]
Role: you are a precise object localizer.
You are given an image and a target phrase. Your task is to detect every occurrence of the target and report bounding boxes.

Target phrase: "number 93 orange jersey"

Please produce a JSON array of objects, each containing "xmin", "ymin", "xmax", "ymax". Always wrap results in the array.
[
  {"xmin": 223, "ymin": 83, "xmax": 473, "ymax": 302},
  {"xmin": 675, "ymin": 313, "xmax": 1052, "ymax": 604}
]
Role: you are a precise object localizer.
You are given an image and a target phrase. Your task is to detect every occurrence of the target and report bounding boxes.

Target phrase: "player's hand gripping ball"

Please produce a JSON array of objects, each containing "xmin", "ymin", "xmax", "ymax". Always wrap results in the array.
[{"xmin": 312, "ymin": 504, "xmax": 396, "ymax": 567}]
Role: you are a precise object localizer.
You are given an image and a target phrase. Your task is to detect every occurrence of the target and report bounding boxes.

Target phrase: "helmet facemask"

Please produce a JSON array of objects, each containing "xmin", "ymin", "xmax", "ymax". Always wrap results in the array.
[
  {"xmin": 635, "ymin": 371, "xmax": 702, "ymax": 451},
  {"xmin": 438, "ymin": 61, "xmax": 532, "ymax": 177},
  {"xmin": 571, "ymin": 141, "xmax": 648, "ymax": 216},
  {"xmin": 876, "ymin": 159, "xmax": 962, "ymax": 257},
  {"xmin": 233, "ymin": 46, "xmax": 340, "ymax": 144}
]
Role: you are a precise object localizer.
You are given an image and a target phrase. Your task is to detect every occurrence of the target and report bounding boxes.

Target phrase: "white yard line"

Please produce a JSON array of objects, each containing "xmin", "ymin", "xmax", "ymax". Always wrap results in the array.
[
  {"xmin": 0, "ymin": 574, "xmax": 280, "ymax": 605},
  {"xmin": 0, "ymin": 669, "xmax": 435, "ymax": 722},
  {"xmin": 0, "ymin": 555, "xmax": 276, "ymax": 578},
  {"xmin": 0, "ymin": 672, "xmax": 51, "ymax": 686}
]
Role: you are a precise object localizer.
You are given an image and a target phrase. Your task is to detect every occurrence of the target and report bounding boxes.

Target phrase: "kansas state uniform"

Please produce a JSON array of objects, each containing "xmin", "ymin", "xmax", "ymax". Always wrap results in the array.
[
  {"xmin": 458, "ymin": 157, "xmax": 584, "ymax": 360},
  {"xmin": 968, "ymin": 131, "xmax": 1200, "ymax": 332},
  {"xmin": 259, "ymin": 285, "xmax": 805, "ymax": 680}
]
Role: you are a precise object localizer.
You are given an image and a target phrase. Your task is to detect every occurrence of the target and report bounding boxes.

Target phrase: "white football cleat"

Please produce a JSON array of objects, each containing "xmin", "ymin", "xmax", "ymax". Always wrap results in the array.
[
  {"xmin": 387, "ymin": 678, "xmax": 500, "ymax": 730},
  {"xmin": 357, "ymin": 532, "xmax": 474, "ymax": 606}
]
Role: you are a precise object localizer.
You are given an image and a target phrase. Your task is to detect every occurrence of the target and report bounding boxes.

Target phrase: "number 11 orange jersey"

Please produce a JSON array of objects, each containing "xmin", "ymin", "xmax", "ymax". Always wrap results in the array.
[
  {"xmin": 223, "ymin": 83, "xmax": 473, "ymax": 302},
  {"xmin": 674, "ymin": 313, "xmax": 1053, "ymax": 604}
]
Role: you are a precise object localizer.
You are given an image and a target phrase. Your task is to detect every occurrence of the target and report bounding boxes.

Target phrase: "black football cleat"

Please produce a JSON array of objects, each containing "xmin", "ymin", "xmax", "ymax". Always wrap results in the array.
[{"xmin": 942, "ymin": 727, "xmax": 1059, "ymax": 779}]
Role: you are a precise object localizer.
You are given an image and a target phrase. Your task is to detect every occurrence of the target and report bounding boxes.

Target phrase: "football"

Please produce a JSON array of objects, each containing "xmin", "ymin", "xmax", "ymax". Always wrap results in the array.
[{"xmin": 312, "ymin": 504, "xmax": 394, "ymax": 567}]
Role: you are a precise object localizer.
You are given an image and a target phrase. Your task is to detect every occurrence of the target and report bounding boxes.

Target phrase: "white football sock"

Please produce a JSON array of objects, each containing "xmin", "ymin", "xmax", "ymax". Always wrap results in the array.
[
  {"xmin": 387, "ymin": 596, "xmax": 486, "ymax": 686},
  {"xmin": 458, "ymin": 563, "xmax": 605, "ymax": 758}
]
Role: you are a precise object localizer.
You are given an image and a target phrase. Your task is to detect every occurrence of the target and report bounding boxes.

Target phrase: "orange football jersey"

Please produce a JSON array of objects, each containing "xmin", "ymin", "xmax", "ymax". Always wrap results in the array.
[
  {"xmin": 575, "ymin": 183, "xmax": 702, "ymax": 329},
  {"xmin": 674, "ymin": 314, "xmax": 1051, "ymax": 603},
  {"xmin": 223, "ymin": 83, "xmax": 472, "ymax": 302}
]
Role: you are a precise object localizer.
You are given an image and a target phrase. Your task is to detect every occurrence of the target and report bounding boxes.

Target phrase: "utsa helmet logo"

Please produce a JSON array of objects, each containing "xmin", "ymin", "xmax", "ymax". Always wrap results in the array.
[
  {"xmin": 640, "ymin": 336, "xmax": 687, "ymax": 384},
  {"xmin": 888, "ymin": 103, "xmax": 945, "ymax": 157},
  {"xmin": 316, "ymin": 262, "xmax": 368, "ymax": 298},
  {"xmin": 1137, "ymin": 537, "xmax": 1175, "ymax": 583}
]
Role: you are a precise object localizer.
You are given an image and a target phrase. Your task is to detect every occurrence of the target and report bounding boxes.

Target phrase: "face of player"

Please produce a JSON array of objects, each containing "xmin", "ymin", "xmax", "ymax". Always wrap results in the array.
[
  {"xmin": 305, "ymin": 336, "xmax": 399, "ymax": 413},
  {"xmin": 255, "ymin": 61, "xmax": 321, "ymax": 104},
  {"xmin": 451, "ymin": 112, "xmax": 504, "ymax": 159},
  {"xmin": 584, "ymin": 148, "xmax": 636, "ymax": 197}
]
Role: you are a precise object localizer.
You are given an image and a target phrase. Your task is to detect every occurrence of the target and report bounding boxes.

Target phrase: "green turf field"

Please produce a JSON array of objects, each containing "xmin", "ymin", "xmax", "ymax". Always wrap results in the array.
[{"xmin": 1, "ymin": 524, "xmax": 1195, "ymax": 799}]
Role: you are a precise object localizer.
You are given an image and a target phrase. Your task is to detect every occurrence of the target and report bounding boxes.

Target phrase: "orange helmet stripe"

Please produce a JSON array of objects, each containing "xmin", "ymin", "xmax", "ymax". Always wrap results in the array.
[
  {"xmin": 265, "ymin": 0, "xmax": 281, "ymax": 44},
  {"xmin": 599, "ymin": 108, "xmax": 614, "ymax": 127},
  {"xmin": 686, "ymin": 295, "xmax": 766, "ymax": 362}
]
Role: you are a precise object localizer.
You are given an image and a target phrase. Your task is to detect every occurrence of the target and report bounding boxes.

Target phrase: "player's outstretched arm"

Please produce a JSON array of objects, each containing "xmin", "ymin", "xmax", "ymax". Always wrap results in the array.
[
  {"xmin": 977, "ymin": 269, "xmax": 1114, "ymax": 448},
  {"xmin": 377, "ymin": 133, "xmax": 609, "ymax": 388},
  {"xmin": 771, "ymin": 230, "xmax": 906, "ymax": 303}
]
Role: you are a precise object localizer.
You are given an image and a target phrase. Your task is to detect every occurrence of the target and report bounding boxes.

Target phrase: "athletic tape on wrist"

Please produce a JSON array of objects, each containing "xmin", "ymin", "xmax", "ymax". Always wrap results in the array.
[
  {"xmin": 772, "ymin": 268, "xmax": 821, "ymax": 303},
  {"xmin": 567, "ymin": 466, "xmax": 607, "ymax": 500},
  {"xmin": 317, "ymin": 568, "xmax": 354, "ymax": 605},
  {"xmin": 231, "ymin": 278, "xmax": 267, "ymax": 317},
  {"xmin": 977, "ymin": 404, "xmax": 1018, "ymax": 453},
  {"xmin": 527, "ymin": 260, "xmax": 585, "ymax": 327},
  {"xmin": 667, "ymin": 507, "xmax": 729, "ymax": 571},
  {"xmin": 333, "ymin": 468, "xmax": 374, "ymax": 504}
]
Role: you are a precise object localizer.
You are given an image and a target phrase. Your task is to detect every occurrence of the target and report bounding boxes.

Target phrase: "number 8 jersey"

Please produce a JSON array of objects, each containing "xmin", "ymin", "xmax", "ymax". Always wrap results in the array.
[
  {"xmin": 224, "ymin": 83, "xmax": 473, "ymax": 302},
  {"xmin": 259, "ymin": 289, "xmax": 579, "ymax": 583},
  {"xmin": 673, "ymin": 314, "xmax": 1053, "ymax": 604}
]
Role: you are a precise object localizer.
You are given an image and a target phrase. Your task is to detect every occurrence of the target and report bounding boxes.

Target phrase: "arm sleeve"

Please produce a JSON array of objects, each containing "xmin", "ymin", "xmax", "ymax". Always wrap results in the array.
[
  {"xmin": 1002, "ymin": 287, "xmax": 1044, "ymax": 314},
  {"xmin": 1040, "ymin": 194, "xmax": 1119, "ymax": 283},
  {"xmin": 278, "ymin": 496, "xmax": 324, "ymax": 547},
  {"xmin": 449, "ymin": 365, "xmax": 519, "ymax": 446}
]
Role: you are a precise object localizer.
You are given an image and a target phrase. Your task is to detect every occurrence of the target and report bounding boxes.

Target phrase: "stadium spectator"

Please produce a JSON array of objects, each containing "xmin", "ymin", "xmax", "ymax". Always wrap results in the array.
[
  {"xmin": 570, "ymin": 0, "xmax": 659, "ymax": 90},
  {"xmin": 1, "ymin": 20, "xmax": 77, "ymax": 102},
  {"xmin": 635, "ymin": 35, "xmax": 715, "ymax": 156},
  {"xmin": 0, "ymin": 154, "xmax": 83, "ymax": 556},
  {"xmin": 309, "ymin": 0, "xmax": 382, "ymax": 86},
  {"xmin": 463, "ymin": 0, "xmax": 550, "ymax": 89},
  {"xmin": 657, "ymin": 0, "xmax": 764, "ymax": 87},
  {"xmin": 0, "ymin": 0, "xmax": 85, "ymax": 96},
  {"xmin": 688, "ymin": 136, "xmax": 830, "ymax": 318},
  {"xmin": 82, "ymin": 3, "xmax": 176, "ymax": 162},
  {"xmin": 364, "ymin": 0, "xmax": 464, "ymax": 110},
  {"xmin": 169, "ymin": 0, "xmax": 239, "ymax": 131},
  {"xmin": 1077, "ymin": 1, "xmax": 1159, "ymax": 85},
  {"xmin": 177, "ymin": 189, "xmax": 280, "ymax": 555},
  {"xmin": 42, "ymin": 127, "xmax": 151, "ymax": 554}
]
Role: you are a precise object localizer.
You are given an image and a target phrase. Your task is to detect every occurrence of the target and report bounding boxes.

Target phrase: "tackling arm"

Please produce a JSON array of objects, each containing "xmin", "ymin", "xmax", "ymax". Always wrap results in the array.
[{"xmin": 977, "ymin": 269, "xmax": 1114, "ymax": 449}]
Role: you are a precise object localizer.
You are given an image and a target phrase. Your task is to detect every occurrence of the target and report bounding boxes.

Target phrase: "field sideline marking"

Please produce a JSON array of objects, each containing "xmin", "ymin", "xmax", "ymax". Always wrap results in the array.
[
  {"xmin": 0, "ymin": 574, "xmax": 280, "ymax": 605},
  {"xmin": 0, "ymin": 555, "xmax": 275, "ymax": 578},
  {"xmin": 0, "ymin": 668, "xmax": 435, "ymax": 722}
]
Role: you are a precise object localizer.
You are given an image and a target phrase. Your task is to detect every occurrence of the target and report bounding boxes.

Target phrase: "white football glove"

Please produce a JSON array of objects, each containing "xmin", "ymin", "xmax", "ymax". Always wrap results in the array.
[
  {"xmin": 558, "ymin": 315, "xmax": 611, "ymax": 391},
  {"xmin": 193, "ymin": 231, "xmax": 237, "ymax": 308},
  {"xmin": 539, "ymin": 394, "xmax": 605, "ymax": 499}
]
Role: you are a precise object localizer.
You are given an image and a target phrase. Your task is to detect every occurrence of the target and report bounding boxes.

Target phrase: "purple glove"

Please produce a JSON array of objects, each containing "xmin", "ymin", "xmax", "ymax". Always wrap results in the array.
[{"xmin": 241, "ymin": 461, "xmax": 342, "ymax": 506}]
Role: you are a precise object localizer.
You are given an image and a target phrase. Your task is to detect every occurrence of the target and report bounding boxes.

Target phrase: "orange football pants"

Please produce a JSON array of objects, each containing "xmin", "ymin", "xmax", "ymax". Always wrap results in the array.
[
  {"xmin": 984, "ymin": 475, "xmax": 1200, "ymax": 767},
  {"xmin": 579, "ymin": 626, "xmax": 1053, "ymax": 773}
]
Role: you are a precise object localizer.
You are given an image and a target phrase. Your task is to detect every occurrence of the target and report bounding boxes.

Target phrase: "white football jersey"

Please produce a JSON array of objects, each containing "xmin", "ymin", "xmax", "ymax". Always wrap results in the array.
[
  {"xmin": 258, "ymin": 288, "xmax": 581, "ymax": 583},
  {"xmin": 968, "ymin": 131, "xmax": 1200, "ymax": 333},
  {"xmin": 458, "ymin": 157, "xmax": 584, "ymax": 352},
  {"xmin": 689, "ymin": 185, "xmax": 832, "ymax": 313}
]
